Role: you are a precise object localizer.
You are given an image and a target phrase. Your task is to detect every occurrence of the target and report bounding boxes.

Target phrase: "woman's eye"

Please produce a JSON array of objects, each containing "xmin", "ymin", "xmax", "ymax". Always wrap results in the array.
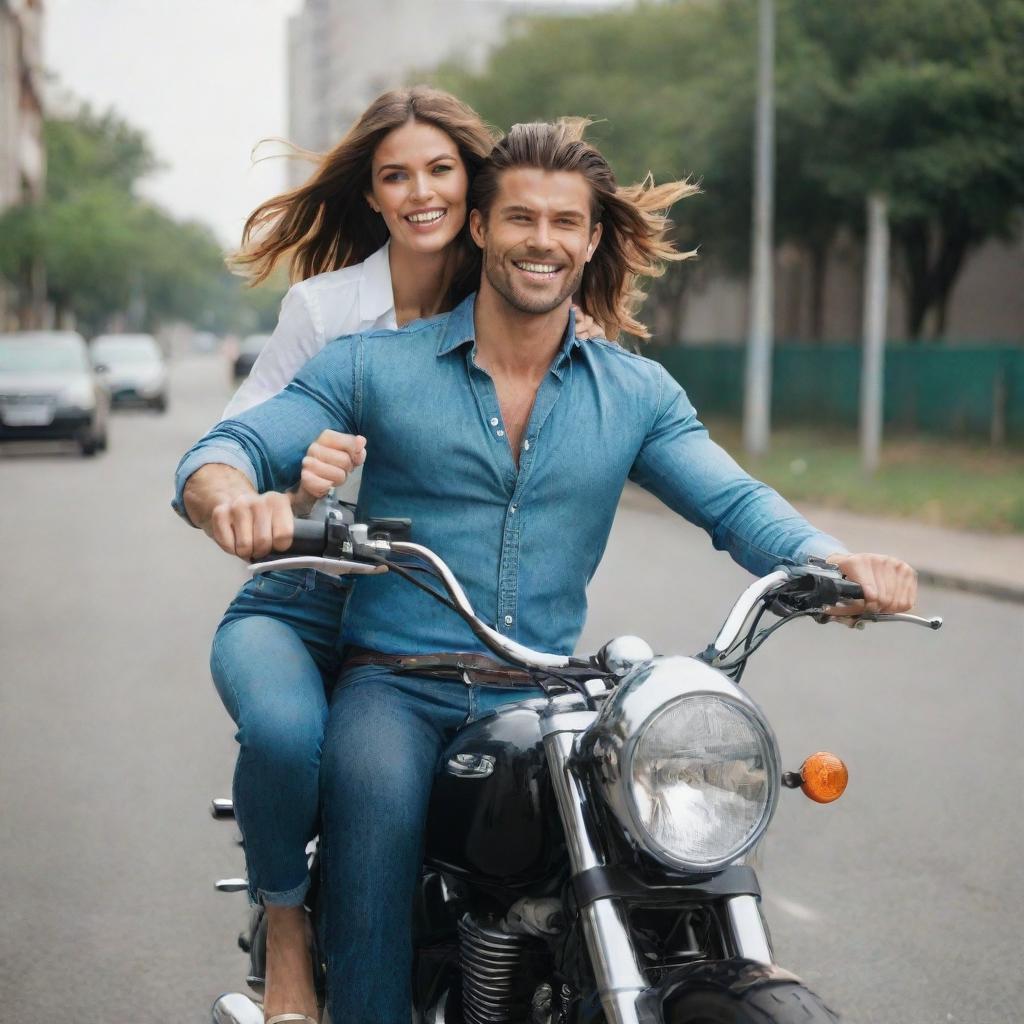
[
  {"xmin": 383, "ymin": 172, "xmax": 406, "ymax": 183},
  {"xmin": 432, "ymin": 164, "xmax": 453, "ymax": 175}
]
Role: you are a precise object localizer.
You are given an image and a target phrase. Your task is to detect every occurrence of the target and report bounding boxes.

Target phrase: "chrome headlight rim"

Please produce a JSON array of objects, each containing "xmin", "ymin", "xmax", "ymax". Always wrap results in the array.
[{"xmin": 619, "ymin": 688, "xmax": 782, "ymax": 874}]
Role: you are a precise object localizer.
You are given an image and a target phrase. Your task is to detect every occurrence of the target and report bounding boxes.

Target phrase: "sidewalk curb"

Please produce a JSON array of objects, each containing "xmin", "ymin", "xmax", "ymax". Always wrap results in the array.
[
  {"xmin": 618, "ymin": 485, "xmax": 1024, "ymax": 606},
  {"xmin": 914, "ymin": 569, "xmax": 1024, "ymax": 605}
]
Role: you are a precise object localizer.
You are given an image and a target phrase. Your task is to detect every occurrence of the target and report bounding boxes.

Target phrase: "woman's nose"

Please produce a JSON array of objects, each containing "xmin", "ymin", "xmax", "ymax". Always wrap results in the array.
[{"xmin": 409, "ymin": 172, "xmax": 434, "ymax": 202}]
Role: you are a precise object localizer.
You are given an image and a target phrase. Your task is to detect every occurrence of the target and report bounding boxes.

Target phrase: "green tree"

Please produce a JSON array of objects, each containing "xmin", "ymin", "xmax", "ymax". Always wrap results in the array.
[
  {"xmin": 793, "ymin": 0, "xmax": 1024, "ymax": 338},
  {"xmin": 0, "ymin": 103, "xmax": 273, "ymax": 335},
  {"xmin": 430, "ymin": 0, "xmax": 1024, "ymax": 341}
]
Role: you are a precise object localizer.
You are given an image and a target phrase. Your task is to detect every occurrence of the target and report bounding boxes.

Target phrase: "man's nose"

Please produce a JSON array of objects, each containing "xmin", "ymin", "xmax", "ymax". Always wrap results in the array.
[{"xmin": 528, "ymin": 219, "xmax": 552, "ymax": 251}]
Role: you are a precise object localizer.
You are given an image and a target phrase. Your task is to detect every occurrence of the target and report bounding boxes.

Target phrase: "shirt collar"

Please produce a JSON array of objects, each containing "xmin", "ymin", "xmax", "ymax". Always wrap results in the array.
[
  {"xmin": 358, "ymin": 241, "xmax": 395, "ymax": 322},
  {"xmin": 436, "ymin": 293, "xmax": 582, "ymax": 376}
]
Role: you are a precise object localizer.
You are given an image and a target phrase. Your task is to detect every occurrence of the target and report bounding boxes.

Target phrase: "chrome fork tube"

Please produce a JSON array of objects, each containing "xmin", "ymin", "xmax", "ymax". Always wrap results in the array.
[
  {"xmin": 725, "ymin": 894, "xmax": 773, "ymax": 964},
  {"xmin": 541, "ymin": 707, "xmax": 647, "ymax": 1024}
]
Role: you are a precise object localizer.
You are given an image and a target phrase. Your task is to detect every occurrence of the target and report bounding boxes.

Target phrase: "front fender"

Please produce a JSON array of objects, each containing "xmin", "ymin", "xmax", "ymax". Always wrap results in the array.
[{"xmin": 636, "ymin": 959, "xmax": 805, "ymax": 1024}]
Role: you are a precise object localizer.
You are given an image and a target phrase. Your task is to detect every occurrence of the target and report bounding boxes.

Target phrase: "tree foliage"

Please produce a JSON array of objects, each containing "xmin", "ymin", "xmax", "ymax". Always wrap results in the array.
[
  {"xmin": 431, "ymin": 0, "xmax": 1024, "ymax": 340},
  {"xmin": 0, "ymin": 104, "xmax": 283, "ymax": 335}
]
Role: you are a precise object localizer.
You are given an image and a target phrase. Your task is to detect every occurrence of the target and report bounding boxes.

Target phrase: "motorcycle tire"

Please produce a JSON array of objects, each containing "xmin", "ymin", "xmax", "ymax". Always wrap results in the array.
[{"xmin": 666, "ymin": 981, "xmax": 840, "ymax": 1023}]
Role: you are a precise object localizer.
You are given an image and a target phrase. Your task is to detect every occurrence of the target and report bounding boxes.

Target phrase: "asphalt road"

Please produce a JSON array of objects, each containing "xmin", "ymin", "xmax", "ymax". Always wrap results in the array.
[{"xmin": 1, "ymin": 353, "xmax": 1021, "ymax": 1024}]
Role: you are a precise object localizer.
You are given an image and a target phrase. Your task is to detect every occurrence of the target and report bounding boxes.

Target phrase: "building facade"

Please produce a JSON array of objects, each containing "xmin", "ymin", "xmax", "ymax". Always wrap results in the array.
[
  {"xmin": 0, "ymin": 0, "xmax": 45, "ymax": 328},
  {"xmin": 286, "ymin": 0, "xmax": 614, "ymax": 178}
]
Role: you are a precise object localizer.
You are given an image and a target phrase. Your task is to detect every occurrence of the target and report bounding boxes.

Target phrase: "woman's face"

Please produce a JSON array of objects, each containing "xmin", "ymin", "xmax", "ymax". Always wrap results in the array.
[{"xmin": 367, "ymin": 119, "xmax": 469, "ymax": 257}]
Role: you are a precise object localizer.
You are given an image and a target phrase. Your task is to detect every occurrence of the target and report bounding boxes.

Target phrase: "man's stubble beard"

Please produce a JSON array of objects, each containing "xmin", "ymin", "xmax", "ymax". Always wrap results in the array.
[{"xmin": 482, "ymin": 247, "xmax": 586, "ymax": 316}]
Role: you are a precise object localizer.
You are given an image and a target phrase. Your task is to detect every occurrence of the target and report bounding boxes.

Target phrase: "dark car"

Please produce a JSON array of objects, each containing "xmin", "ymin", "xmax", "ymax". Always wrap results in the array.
[
  {"xmin": 91, "ymin": 333, "xmax": 169, "ymax": 411},
  {"xmin": 0, "ymin": 331, "xmax": 110, "ymax": 456},
  {"xmin": 232, "ymin": 333, "xmax": 270, "ymax": 380}
]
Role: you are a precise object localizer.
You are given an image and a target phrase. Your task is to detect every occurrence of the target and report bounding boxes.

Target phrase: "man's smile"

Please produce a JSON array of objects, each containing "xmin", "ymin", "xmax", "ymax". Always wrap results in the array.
[{"xmin": 512, "ymin": 259, "xmax": 562, "ymax": 280}]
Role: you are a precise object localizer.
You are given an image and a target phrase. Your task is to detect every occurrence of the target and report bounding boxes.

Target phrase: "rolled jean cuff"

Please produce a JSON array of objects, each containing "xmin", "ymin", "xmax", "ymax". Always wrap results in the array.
[{"xmin": 256, "ymin": 875, "xmax": 311, "ymax": 908}]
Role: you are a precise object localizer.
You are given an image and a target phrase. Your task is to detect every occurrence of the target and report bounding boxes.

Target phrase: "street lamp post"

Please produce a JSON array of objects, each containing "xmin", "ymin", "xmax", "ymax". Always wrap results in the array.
[
  {"xmin": 743, "ymin": 0, "xmax": 775, "ymax": 457},
  {"xmin": 860, "ymin": 193, "xmax": 890, "ymax": 474}
]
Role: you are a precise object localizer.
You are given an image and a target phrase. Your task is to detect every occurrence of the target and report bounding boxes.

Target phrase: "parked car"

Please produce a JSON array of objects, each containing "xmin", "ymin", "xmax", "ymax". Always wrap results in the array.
[
  {"xmin": 0, "ymin": 331, "xmax": 109, "ymax": 456},
  {"xmin": 191, "ymin": 331, "xmax": 221, "ymax": 354},
  {"xmin": 91, "ymin": 333, "xmax": 169, "ymax": 411},
  {"xmin": 232, "ymin": 333, "xmax": 270, "ymax": 380}
]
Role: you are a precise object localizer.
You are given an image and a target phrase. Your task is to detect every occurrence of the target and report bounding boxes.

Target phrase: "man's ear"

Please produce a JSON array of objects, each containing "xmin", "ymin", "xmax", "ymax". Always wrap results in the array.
[
  {"xmin": 586, "ymin": 222, "xmax": 603, "ymax": 262},
  {"xmin": 469, "ymin": 208, "xmax": 487, "ymax": 249}
]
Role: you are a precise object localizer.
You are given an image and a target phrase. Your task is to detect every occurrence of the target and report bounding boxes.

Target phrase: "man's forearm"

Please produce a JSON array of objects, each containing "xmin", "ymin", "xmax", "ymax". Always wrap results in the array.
[{"xmin": 182, "ymin": 463, "xmax": 257, "ymax": 534}]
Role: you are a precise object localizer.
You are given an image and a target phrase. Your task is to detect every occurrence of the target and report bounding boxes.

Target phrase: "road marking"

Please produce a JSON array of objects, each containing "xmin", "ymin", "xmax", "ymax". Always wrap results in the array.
[{"xmin": 764, "ymin": 893, "xmax": 820, "ymax": 923}]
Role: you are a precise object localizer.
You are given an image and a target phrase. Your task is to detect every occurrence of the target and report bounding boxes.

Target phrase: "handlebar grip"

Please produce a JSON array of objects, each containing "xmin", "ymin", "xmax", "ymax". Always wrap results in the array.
[
  {"xmin": 831, "ymin": 577, "xmax": 864, "ymax": 602},
  {"xmin": 284, "ymin": 517, "xmax": 328, "ymax": 556}
]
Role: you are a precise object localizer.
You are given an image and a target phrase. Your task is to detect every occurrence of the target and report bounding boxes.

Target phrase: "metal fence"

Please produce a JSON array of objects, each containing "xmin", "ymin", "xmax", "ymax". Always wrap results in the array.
[{"xmin": 651, "ymin": 345, "xmax": 1024, "ymax": 443}]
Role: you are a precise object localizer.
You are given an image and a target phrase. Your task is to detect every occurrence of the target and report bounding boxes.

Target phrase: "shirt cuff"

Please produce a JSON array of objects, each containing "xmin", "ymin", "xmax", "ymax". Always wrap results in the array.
[
  {"xmin": 795, "ymin": 532, "xmax": 848, "ymax": 565},
  {"xmin": 171, "ymin": 444, "xmax": 258, "ymax": 526}
]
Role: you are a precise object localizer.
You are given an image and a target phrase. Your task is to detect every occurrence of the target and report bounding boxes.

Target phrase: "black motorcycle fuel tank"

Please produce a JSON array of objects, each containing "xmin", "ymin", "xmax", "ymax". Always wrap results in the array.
[{"xmin": 424, "ymin": 700, "xmax": 564, "ymax": 886}]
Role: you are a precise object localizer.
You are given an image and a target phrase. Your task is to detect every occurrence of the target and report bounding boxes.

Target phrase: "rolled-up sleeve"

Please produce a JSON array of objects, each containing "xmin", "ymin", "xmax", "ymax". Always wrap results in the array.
[
  {"xmin": 629, "ymin": 366, "xmax": 846, "ymax": 577},
  {"xmin": 172, "ymin": 336, "xmax": 361, "ymax": 524}
]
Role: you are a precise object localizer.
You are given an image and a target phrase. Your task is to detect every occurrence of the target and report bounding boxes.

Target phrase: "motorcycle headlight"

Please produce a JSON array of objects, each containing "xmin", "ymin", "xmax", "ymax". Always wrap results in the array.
[{"xmin": 585, "ymin": 657, "xmax": 781, "ymax": 873}]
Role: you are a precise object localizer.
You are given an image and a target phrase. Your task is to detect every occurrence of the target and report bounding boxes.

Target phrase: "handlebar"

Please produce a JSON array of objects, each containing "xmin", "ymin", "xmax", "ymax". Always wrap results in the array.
[{"xmin": 250, "ymin": 513, "xmax": 941, "ymax": 680}]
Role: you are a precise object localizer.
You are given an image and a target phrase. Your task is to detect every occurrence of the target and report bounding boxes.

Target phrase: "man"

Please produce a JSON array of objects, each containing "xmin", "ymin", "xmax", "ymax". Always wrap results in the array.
[{"xmin": 176, "ymin": 121, "xmax": 916, "ymax": 1023}]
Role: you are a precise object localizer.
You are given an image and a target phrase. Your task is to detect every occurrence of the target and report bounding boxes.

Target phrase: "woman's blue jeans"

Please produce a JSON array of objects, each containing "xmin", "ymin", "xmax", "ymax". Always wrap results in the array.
[
  {"xmin": 318, "ymin": 665, "xmax": 546, "ymax": 1024},
  {"xmin": 209, "ymin": 568, "xmax": 350, "ymax": 906}
]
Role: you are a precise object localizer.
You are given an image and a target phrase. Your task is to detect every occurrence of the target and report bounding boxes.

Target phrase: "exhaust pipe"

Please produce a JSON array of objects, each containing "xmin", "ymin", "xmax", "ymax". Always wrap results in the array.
[{"xmin": 212, "ymin": 991, "xmax": 263, "ymax": 1023}]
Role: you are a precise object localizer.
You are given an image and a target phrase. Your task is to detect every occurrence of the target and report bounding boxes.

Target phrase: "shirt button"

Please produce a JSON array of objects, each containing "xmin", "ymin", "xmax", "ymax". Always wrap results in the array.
[
  {"xmin": 504, "ymin": 615, "xmax": 513, "ymax": 626},
  {"xmin": 490, "ymin": 417, "xmax": 499, "ymax": 426},
  {"xmin": 497, "ymin": 430, "xmax": 505, "ymax": 438},
  {"xmin": 523, "ymin": 439, "xmax": 530, "ymax": 450},
  {"xmin": 510, "ymin": 505, "xmax": 517, "ymax": 514}
]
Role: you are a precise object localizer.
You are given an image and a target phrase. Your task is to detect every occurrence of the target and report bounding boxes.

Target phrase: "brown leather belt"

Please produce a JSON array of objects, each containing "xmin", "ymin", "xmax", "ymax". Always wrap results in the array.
[{"xmin": 344, "ymin": 646, "xmax": 536, "ymax": 686}]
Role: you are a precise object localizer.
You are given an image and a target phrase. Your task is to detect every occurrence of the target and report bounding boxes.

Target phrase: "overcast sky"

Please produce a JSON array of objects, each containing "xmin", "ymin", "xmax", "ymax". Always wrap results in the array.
[
  {"xmin": 44, "ymin": 0, "xmax": 615, "ymax": 250},
  {"xmin": 45, "ymin": 0, "xmax": 305, "ymax": 247}
]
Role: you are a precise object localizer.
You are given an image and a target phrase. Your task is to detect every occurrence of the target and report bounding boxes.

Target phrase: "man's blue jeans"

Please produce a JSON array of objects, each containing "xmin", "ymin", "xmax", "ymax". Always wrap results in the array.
[
  {"xmin": 318, "ymin": 665, "xmax": 547, "ymax": 1024},
  {"xmin": 209, "ymin": 568, "xmax": 350, "ymax": 906}
]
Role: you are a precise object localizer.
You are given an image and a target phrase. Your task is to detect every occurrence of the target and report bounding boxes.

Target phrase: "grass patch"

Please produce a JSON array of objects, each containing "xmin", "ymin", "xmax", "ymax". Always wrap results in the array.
[{"xmin": 706, "ymin": 421, "xmax": 1024, "ymax": 535}]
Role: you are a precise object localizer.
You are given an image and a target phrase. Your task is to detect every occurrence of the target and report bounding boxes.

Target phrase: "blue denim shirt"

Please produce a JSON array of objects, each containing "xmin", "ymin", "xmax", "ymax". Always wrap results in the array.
[{"xmin": 174, "ymin": 294, "xmax": 844, "ymax": 656}]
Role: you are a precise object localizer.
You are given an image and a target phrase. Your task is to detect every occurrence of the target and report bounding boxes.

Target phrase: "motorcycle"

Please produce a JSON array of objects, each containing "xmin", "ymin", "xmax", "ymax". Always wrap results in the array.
[{"xmin": 210, "ymin": 501, "xmax": 941, "ymax": 1024}]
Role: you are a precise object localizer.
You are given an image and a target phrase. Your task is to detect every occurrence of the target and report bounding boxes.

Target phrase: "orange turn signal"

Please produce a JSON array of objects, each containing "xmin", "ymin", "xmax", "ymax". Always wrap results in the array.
[{"xmin": 799, "ymin": 752, "xmax": 848, "ymax": 803}]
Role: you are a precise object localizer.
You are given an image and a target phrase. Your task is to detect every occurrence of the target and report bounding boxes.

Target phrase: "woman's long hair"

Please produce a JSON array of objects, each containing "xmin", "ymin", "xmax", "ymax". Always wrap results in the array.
[
  {"xmin": 470, "ymin": 119, "xmax": 697, "ymax": 339},
  {"xmin": 231, "ymin": 86, "xmax": 498, "ymax": 305}
]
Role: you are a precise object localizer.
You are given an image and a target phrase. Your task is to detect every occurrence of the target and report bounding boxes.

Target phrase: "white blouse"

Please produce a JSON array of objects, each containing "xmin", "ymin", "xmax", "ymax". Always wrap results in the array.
[{"xmin": 222, "ymin": 242, "xmax": 397, "ymax": 419}]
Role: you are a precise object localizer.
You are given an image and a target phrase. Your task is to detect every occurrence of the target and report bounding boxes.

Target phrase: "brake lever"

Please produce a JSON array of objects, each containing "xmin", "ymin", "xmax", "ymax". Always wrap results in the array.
[{"xmin": 814, "ymin": 611, "xmax": 943, "ymax": 630}]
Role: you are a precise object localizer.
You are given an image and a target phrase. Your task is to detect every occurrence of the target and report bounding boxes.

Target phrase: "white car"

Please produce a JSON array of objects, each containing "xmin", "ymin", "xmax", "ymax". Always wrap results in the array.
[{"xmin": 91, "ymin": 334, "xmax": 169, "ymax": 412}]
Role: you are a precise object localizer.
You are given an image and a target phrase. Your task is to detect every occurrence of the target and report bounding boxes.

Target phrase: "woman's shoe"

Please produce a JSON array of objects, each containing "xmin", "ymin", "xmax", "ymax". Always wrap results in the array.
[{"xmin": 265, "ymin": 1015, "xmax": 318, "ymax": 1024}]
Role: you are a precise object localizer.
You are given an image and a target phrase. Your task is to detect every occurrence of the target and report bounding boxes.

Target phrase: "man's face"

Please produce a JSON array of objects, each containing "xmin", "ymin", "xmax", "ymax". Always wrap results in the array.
[{"xmin": 470, "ymin": 168, "xmax": 602, "ymax": 316}]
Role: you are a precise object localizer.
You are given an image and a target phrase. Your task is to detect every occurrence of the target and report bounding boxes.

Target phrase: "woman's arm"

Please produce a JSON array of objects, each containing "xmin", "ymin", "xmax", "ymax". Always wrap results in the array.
[{"xmin": 222, "ymin": 285, "xmax": 323, "ymax": 419}]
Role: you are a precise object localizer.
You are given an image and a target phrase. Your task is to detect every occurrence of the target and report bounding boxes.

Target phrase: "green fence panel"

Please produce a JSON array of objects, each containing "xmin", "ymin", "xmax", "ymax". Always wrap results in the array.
[{"xmin": 650, "ymin": 345, "xmax": 1024, "ymax": 443}]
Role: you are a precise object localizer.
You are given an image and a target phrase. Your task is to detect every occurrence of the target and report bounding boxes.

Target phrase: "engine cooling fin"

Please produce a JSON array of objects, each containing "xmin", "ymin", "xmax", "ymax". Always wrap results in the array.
[{"xmin": 458, "ymin": 914, "xmax": 548, "ymax": 1024}]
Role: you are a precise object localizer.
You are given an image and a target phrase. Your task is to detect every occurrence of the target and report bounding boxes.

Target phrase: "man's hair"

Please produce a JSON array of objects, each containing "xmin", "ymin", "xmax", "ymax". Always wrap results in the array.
[{"xmin": 470, "ymin": 119, "xmax": 697, "ymax": 339}]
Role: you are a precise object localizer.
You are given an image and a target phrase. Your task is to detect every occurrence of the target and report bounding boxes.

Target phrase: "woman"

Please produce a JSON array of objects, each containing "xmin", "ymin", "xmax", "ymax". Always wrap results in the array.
[{"xmin": 193, "ymin": 87, "xmax": 603, "ymax": 1024}]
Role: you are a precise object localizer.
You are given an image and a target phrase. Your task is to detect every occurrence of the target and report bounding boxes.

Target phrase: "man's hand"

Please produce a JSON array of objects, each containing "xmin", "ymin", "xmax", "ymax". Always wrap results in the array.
[
  {"xmin": 209, "ymin": 490, "xmax": 297, "ymax": 560},
  {"xmin": 182, "ymin": 464, "xmax": 298, "ymax": 560},
  {"xmin": 292, "ymin": 430, "xmax": 367, "ymax": 515},
  {"xmin": 823, "ymin": 551, "xmax": 918, "ymax": 620}
]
